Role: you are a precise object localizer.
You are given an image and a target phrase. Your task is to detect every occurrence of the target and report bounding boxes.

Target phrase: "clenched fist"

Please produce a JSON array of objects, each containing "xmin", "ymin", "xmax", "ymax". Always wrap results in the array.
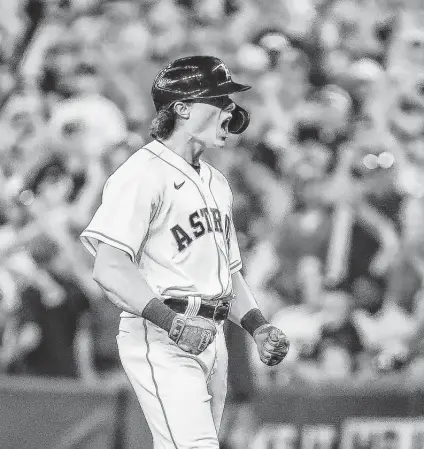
[{"xmin": 253, "ymin": 325, "xmax": 290, "ymax": 366}]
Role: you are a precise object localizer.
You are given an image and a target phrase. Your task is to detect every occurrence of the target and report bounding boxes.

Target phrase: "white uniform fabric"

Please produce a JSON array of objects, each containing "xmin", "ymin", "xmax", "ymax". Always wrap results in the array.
[
  {"xmin": 118, "ymin": 316, "xmax": 227, "ymax": 449},
  {"xmin": 80, "ymin": 140, "xmax": 243, "ymax": 449},
  {"xmin": 80, "ymin": 140, "xmax": 242, "ymax": 301}
]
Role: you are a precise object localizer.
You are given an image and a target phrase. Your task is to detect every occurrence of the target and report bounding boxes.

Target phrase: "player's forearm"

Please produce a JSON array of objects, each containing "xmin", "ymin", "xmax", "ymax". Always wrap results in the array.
[
  {"xmin": 93, "ymin": 245, "xmax": 157, "ymax": 316},
  {"xmin": 229, "ymin": 272, "xmax": 268, "ymax": 335},
  {"xmin": 97, "ymin": 283, "xmax": 142, "ymax": 316}
]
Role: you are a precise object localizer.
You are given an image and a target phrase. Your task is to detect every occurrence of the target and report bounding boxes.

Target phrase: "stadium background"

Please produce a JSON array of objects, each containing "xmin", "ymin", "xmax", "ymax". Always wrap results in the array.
[{"xmin": 1, "ymin": 0, "xmax": 424, "ymax": 448}]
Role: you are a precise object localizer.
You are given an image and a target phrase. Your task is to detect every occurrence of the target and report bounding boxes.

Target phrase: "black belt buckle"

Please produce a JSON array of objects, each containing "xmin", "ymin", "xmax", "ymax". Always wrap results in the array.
[{"xmin": 213, "ymin": 300, "xmax": 230, "ymax": 322}]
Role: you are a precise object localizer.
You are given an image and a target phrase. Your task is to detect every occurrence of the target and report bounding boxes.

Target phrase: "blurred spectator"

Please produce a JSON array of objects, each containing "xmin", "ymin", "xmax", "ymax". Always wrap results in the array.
[
  {"xmin": 13, "ymin": 272, "xmax": 92, "ymax": 378},
  {"xmin": 0, "ymin": 0, "xmax": 423, "ymax": 392},
  {"xmin": 315, "ymin": 290, "xmax": 364, "ymax": 378}
]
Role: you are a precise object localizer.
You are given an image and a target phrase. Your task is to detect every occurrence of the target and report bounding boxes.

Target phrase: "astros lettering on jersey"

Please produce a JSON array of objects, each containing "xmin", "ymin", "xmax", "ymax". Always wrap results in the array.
[{"xmin": 80, "ymin": 140, "xmax": 242, "ymax": 307}]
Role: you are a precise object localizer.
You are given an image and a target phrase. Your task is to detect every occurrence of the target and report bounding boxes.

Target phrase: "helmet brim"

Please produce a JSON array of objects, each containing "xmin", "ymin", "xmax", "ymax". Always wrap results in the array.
[{"xmin": 196, "ymin": 81, "xmax": 251, "ymax": 98}]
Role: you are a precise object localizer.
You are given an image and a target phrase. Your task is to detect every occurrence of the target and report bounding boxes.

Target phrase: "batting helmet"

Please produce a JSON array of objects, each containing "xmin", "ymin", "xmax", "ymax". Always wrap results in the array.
[{"xmin": 151, "ymin": 56, "xmax": 251, "ymax": 134}]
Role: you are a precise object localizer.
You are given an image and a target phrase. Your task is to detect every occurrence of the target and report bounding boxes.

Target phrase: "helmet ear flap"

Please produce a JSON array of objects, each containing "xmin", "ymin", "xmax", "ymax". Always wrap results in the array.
[{"xmin": 228, "ymin": 104, "xmax": 250, "ymax": 134}]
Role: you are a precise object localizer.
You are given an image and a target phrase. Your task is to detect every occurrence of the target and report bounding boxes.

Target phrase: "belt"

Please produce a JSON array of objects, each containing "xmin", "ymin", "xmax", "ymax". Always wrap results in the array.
[{"xmin": 164, "ymin": 296, "xmax": 232, "ymax": 321}]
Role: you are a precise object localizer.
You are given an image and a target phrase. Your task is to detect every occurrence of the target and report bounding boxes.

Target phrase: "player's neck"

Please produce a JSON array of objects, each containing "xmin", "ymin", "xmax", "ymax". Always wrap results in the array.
[{"xmin": 158, "ymin": 132, "xmax": 204, "ymax": 167}]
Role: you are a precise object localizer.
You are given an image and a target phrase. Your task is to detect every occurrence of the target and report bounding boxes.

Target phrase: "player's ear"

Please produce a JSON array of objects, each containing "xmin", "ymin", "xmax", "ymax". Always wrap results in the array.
[{"xmin": 173, "ymin": 101, "xmax": 191, "ymax": 120}]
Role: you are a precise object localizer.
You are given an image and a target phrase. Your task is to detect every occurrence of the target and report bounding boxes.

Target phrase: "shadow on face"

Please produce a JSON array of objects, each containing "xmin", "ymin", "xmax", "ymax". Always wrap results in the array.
[{"xmin": 183, "ymin": 100, "xmax": 236, "ymax": 148}]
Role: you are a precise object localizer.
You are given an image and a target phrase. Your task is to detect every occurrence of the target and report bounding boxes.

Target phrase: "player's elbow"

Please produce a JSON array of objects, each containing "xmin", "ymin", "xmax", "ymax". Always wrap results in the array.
[
  {"xmin": 92, "ymin": 259, "xmax": 108, "ymax": 289},
  {"xmin": 92, "ymin": 257, "xmax": 116, "ymax": 290},
  {"xmin": 92, "ymin": 243, "xmax": 128, "ymax": 290},
  {"xmin": 93, "ymin": 248, "xmax": 114, "ymax": 288}
]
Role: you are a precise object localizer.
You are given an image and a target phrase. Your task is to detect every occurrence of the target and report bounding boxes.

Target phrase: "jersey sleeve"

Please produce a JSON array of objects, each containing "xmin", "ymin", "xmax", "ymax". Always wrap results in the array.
[
  {"xmin": 227, "ymin": 188, "xmax": 242, "ymax": 274},
  {"xmin": 80, "ymin": 162, "xmax": 160, "ymax": 263},
  {"xmin": 228, "ymin": 212, "xmax": 242, "ymax": 274}
]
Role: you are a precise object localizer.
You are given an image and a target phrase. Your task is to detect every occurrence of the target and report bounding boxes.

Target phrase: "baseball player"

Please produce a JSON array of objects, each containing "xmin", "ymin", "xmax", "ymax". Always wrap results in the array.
[{"xmin": 80, "ymin": 56, "xmax": 289, "ymax": 449}]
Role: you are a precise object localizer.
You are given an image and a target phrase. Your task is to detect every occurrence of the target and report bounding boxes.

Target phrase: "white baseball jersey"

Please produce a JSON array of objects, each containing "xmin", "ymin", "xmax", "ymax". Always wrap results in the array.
[
  {"xmin": 80, "ymin": 139, "xmax": 242, "ymax": 449},
  {"xmin": 80, "ymin": 139, "xmax": 242, "ymax": 308}
]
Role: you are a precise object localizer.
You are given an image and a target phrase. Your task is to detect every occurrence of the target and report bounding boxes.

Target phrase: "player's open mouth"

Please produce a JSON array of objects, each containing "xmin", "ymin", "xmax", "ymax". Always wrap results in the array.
[
  {"xmin": 221, "ymin": 117, "xmax": 231, "ymax": 133},
  {"xmin": 219, "ymin": 118, "xmax": 231, "ymax": 140}
]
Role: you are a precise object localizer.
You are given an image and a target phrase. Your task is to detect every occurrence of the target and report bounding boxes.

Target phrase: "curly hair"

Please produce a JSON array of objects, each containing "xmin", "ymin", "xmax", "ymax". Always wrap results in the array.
[{"xmin": 149, "ymin": 107, "xmax": 178, "ymax": 140}]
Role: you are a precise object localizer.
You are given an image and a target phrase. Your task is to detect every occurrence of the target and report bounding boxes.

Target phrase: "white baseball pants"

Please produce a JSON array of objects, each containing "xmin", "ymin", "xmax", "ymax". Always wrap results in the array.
[{"xmin": 117, "ymin": 316, "xmax": 228, "ymax": 449}]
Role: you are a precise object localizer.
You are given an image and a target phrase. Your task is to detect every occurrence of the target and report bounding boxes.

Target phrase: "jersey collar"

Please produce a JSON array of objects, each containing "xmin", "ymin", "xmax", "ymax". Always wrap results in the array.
[{"xmin": 143, "ymin": 140, "xmax": 204, "ymax": 185}]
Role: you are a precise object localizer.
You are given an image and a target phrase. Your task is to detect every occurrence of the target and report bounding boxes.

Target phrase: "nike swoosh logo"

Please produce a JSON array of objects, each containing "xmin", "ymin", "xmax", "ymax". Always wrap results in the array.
[{"xmin": 174, "ymin": 181, "xmax": 185, "ymax": 190}]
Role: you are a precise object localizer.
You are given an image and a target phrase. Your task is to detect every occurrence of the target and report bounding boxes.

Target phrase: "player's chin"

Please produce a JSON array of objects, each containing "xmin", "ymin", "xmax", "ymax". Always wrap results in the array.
[{"xmin": 214, "ymin": 135, "xmax": 228, "ymax": 148}]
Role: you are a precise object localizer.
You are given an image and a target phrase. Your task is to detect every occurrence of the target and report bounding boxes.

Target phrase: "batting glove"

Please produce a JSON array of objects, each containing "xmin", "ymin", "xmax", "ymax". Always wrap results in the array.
[
  {"xmin": 253, "ymin": 324, "xmax": 290, "ymax": 366},
  {"xmin": 169, "ymin": 315, "xmax": 217, "ymax": 355}
]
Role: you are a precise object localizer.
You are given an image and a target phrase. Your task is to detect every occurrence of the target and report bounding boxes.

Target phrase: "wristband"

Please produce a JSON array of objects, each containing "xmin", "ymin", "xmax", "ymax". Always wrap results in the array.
[
  {"xmin": 141, "ymin": 298, "xmax": 177, "ymax": 333},
  {"xmin": 240, "ymin": 308, "xmax": 268, "ymax": 337}
]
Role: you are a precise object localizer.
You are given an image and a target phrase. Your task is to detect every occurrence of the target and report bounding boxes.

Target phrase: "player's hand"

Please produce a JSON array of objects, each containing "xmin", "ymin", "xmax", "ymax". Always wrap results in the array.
[
  {"xmin": 253, "ymin": 325, "xmax": 290, "ymax": 366},
  {"xmin": 168, "ymin": 315, "xmax": 217, "ymax": 355}
]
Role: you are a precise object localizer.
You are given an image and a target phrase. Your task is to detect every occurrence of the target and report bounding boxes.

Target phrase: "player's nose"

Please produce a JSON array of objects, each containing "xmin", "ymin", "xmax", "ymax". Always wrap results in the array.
[{"xmin": 222, "ymin": 103, "xmax": 235, "ymax": 120}]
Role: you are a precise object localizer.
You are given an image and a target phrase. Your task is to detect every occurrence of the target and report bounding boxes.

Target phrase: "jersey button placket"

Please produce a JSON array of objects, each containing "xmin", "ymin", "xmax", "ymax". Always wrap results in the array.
[{"xmin": 199, "ymin": 184, "xmax": 225, "ymax": 300}]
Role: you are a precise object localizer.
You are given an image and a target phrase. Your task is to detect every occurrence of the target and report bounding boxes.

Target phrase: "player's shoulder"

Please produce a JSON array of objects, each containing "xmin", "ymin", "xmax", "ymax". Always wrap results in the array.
[
  {"xmin": 104, "ymin": 146, "xmax": 165, "ymax": 193},
  {"xmin": 110, "ymin": 146, "xmax": 164, "ymax": 181}
]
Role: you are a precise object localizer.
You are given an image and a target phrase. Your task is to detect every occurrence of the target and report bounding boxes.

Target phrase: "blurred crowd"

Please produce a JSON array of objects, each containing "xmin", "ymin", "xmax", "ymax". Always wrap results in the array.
[{"xmin": 1, "ymin": 0, "xmax": 424, "ymax": 392}]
